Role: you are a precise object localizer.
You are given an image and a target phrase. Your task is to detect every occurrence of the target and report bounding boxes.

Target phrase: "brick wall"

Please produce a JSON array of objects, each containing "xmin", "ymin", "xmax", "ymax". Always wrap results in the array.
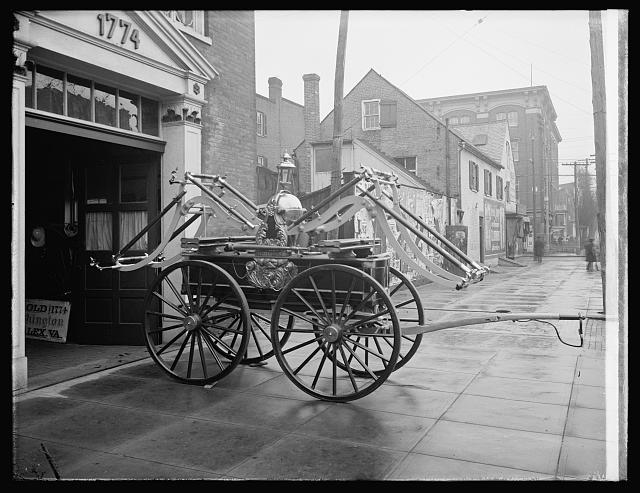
[
  {"xmin": 191, "ymin": 11, "xmax": 257, "ymax": 234},
  {"xmin": 317, "ymin": 70, "xmax": 459, "ymax": 198}
]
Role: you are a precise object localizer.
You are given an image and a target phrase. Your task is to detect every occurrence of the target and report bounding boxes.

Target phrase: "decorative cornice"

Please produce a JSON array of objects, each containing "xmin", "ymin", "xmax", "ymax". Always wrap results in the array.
[{"xmin": 161, "ymin": 95, "xmax": 205, "ymax": 125}]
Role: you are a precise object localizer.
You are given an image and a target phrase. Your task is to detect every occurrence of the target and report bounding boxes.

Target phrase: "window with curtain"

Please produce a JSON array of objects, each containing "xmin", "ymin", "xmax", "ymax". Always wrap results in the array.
[
  {"xmin": 120, "ymin": 211, "xmax": 148, "ymax": 250},
  {"xmin": 86, "ymin": 212, "xmax": 113, "ymax": 250}
]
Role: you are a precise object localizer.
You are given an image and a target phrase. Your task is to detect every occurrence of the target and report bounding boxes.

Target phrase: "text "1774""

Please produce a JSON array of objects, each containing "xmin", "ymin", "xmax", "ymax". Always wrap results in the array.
[{"xmin": 97, "ymin": 13, "xmax": 140, "ymax": 49}]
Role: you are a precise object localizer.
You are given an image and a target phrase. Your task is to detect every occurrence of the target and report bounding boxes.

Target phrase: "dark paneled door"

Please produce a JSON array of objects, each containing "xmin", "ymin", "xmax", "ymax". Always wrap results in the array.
[{"xmin": 75, "ymin": 146, "xmax": 160, "ymax": 345}]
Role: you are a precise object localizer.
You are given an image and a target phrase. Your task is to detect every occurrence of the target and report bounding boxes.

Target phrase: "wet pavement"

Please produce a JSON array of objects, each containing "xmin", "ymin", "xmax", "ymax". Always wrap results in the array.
[{"xmin": 12, "ymin": 256, "xmax": 608, "ymax": 480}]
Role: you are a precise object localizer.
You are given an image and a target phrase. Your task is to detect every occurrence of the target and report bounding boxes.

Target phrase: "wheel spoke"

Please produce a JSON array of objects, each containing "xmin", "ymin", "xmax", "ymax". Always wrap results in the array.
[
  {"xmin": 181, "ymin": 266, "xmax": 194, "ymax": 310},
  {"xmin": 282, "ymin": 334, "xmax": 325, "ymax": 356},
  {"xmin": 157, "ymin": 328, "xmax": 187, "ymax": 356},
  {"xmin": 342, "ymin": 288, "xmax": 377, "ymax": 324},
  {"xmin": 311, "ymin": 345, "xmax": 330, "ymax": 389},
  {"xmin": 197, "ymin": 271, "xmax": 218, "ymax": 316},
  {"xmin": 164, "ymin": 276, "xmax": 191, "ymax": 314},
  {"xmin": 148, "ymin": 322, "xmax": 184, "ymax": 334},
  {"xmin": 201, "ymin": 326, "xmax": 238, "ymax": 358},
  {"xmin": 292, "ymin": 343, "xmax": 324, "ymax": 375},
  {"xmin": 344, "ymin": 307, "xmax": 392, "ymax": 330},
  {"xmin": 196, "ymin": 332, "xmax": 208, "ymax": 379},
  {"xmin": 200, "ymin": 293, "xmax": 233, "ymax": 319},
  {"xmin": 186, "ymin": 331, "xmax": 195, "ymax": 378},
  {"xmin": 389, "ymin": 282, "xmax": 403, "ymax": 297},
  {"xmin": 280, "ymin": 306, "xmax": 325, "ymax": 328},
  {"xmin": 342, "ymin": 342, "xmax": 379, "ymax": 380},
  {"xmin": 338, "ymin": 276, "xmax": 357, "ymax": 322},
  {"xmin": 331, "ymin": 271, "xmax": 337, "ymax": 321},
  {"xmin": 332, "ymin": 344, "xmax": 337, "ymax": 396},
  {"xmin": 195, "ymin": 267, "xmax": 203, "ymax": 311},
  {"xmin": 146, "ymin": 310, "xmax": 185, "ymax": 321},
  {"xmin": 394, "ymin": 299, "xmax": 415, "ymax": 309},
  {"xmin": 309, "ymin": 276, "xmax": 331, "ymax": 323},
  {"xmin": 250, "ymin": 314, "xmax": 273, "ymax": 341},
  {"xmin": 292, "ymin": 288, "xmax": 329, "ymax": 325},
  {"xmin": 343, "ymin": 335, "xmax": 393, "ymax": 363},
  {"xmin": 338, "ymin": 343, "xmax": 359, "ymax": 392},
  {"xmin": 152, "ymin": 291, "xmax": 189, "ymax": 318},
  {"xmin": 170, "ymin": 332, "xmax": 192, "ymax": 370},
  {"xmin": 382, "ymin": 335, "xmax": 405, "ymax": 360},
  {"xmin": 249, "ymin": 320, "xmax": 265, "ymax": 358},
  {"xmin": 200, "ymin": 330, "xmax": 226, "ymax": 371},
  {"xmin": 372, "ymin": 336, "xmax": 387, "ymax": 369}
]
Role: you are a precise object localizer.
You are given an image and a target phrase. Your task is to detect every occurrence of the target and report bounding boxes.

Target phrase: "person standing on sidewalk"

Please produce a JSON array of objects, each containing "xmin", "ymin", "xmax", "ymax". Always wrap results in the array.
[
  {"xmin": 584, "ymin": 238, "xmax": 599, "ymax": 271},
  {"xmin": 533, "ymin": 235, "xmax": 545, "ymax": 263}
]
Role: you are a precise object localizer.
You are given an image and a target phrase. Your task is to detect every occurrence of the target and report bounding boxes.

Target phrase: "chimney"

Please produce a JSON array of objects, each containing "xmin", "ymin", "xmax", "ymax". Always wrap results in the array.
[
  {"xmin": 300, "ymin": 73, "xmax": 321, "ymax": 194},
  {"xmin": 303, "ymin": 73, "xmax": 321, "ymax": 143},
  {"xmin": 268, "ymin": 76, "xmax": 282, "ymax": 103}
]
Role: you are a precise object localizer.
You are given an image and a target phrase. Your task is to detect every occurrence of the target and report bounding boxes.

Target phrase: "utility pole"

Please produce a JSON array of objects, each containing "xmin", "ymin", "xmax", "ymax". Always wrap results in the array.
[
  {"xmin": 589, "ymin": 10, "xmax": 607, "ymax": 311},
  {"xmin": 561, "ymin": 159, "xmax": 593, "ymax": 247},
  {"xmin": 330, "ymin": 10, "xmax": 349, "ymax": 240},
  {"xmin": 445, "ymin": 118, "xmax": 451, "ymax": 225}
]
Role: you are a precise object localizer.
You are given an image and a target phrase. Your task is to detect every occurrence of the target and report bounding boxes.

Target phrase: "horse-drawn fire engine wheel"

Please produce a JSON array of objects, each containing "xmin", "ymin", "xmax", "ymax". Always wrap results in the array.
[
  {"xmin": 270, "ymin": 264, "xmax": 400, "ymax": 402},
  {"xmin": 232, "ymin": 311, "xmax": 293, "ymax": 365},
  {"xmin": 143, "ymin": 260, "xmax": 250, "ymax": 385},
  {"xmin": 387, "ymin": 266, "xmax": 424, "ymax": 372}
]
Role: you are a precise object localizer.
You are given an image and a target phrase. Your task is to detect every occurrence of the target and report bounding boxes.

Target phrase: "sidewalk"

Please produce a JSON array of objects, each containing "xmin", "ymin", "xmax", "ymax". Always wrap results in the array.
[{"xmin": 12, "ymin": 257, "xmax": 608, "ymax": 480}]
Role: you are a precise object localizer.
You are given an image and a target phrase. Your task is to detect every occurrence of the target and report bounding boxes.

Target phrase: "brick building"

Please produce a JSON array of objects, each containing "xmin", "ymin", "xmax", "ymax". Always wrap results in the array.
[
  {"xmin": 296, "ymin": 68, "xmax": 510, "ymax": 264},
  {"xmin": 418, "ymin": 86, "xmax": 562, "ymax": 245},
  {"xmin": 256, "ymin": 77, "xmax": 305, "ymax": 170},
  {"xmin": 12, "ymin": 10, "xmax": 257, "ymax": 389}
]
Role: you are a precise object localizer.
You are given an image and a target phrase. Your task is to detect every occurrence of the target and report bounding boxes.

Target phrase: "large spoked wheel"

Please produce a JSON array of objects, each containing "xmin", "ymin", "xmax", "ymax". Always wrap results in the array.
[
  {"xmin": 270, "ymin": 264, "xmax": 400, "ymax": 402},
  {"xmin": 388, "ymin": 267, "xmax": 424, "ymax": 372},
  {"xmin": 143, "ymin": 260, "xmax": 250, "ymax": 385},
  {"xmin": 242, "ymin": 311, "xmax": 293, "ymax": 365}
]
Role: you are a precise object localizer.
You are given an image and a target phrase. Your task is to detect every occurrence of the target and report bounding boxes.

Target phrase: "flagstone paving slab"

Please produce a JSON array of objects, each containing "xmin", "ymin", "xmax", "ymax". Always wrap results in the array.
[
  {"xmin": 565, "ymin": 407, "xmax": 606, "ymax": 441},
  {"xmin": 557, "ymin": 436, "xmax": 606, "ymax": 480},
  {"xmin": 413, "ymin": 420, "xmax": 563, "ymax": 474},
  {"xmin": 442, "ymin": 394, "xmax": 567, "ymax": 434},
  {"xmin": 293, "ymin": 405, "xmax": 436, "ymax": 451},
  {"xmin": 111, "ymin": 418, "xmax": 286, "ymax": 475},
  {"xmin": 352, "ymin": 384, "xmax": 458, "ymax": 419},
  {"xmin": 464, "ymin": 374, "xmax": 572, "ymax": 405},
  {"xmin": 226, "ymin": 434, "xmax": 405, "ymax": 480},
  {"xmin": 386, "ymin": 452, "xmax": 553, "ymax": 480}
]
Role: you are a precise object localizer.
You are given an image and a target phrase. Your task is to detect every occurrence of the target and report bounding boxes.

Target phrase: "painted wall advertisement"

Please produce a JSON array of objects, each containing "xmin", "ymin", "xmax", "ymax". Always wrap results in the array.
[
  {"xmin": 484, "ymin": 201, "xmax": 505, "ymax": 255},
  {"xmin": 25, "ymin": 299, "xmax": 71, "ymax": 343}
]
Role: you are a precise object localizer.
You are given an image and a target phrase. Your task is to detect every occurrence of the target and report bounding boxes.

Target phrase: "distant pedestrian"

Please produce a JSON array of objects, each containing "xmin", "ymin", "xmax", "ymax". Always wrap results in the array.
[
  {"xmin": 584, "ymin": 238, "xmax": 599, "ymax": 271},
  {"xmin": 533, "ymin": 236, "xmax": 545, "ymax": 263}
]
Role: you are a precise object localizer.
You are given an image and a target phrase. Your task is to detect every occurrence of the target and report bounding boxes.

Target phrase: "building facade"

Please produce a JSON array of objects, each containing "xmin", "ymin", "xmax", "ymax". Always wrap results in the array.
[
  {"xmin": 296, "ymin": 68, "xmax": 507, "ymax": 265},
  {"xmin": 256, "ymin": 77, "xmax": 305, "ymax": 171},
  {"xmin": 12, "ymin": 10, "xmax": 257, "ymax": 390},
  {"xmin": 452, "ymin": 121, "xmax": 525, "ymax": 258},
  {"xmin": 418, "ymin": 86, "xmax": 562, "ymax": 248}
]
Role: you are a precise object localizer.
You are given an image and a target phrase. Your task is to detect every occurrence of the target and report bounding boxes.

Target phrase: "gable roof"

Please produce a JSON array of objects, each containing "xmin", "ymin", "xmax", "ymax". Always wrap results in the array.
[
  {"xmin": 319, "ymin": 68, "xmax": 502, "ymax": 169},
  {"xmin": 451, "ymin": 120, "xmax": 509, "ymax": 166}
]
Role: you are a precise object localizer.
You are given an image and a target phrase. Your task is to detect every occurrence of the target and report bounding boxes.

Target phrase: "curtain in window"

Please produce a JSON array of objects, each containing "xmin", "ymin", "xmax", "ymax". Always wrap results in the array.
[
  {"xmin": 86, "ymin": 212, "xmax": 112, "ymax": 250},
  {"xmin": 120, "ymin": 211, "xmax": 148, "ymax": 250}
]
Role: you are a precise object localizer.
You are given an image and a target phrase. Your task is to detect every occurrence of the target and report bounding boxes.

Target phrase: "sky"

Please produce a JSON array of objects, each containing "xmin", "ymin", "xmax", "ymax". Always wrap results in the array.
[{"xmin": 255, "ymin": 10, "xmax": 603, "ymax": 185}]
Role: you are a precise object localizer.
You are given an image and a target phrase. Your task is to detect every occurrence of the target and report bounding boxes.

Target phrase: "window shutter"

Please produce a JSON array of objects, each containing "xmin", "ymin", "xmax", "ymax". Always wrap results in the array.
[
  {"xmin": 379, "ymin": 100, "xmax": 397, "ymax": 128},
  {"xmin": 469, "ymin": 161, "xmax": 474, "ymax": 189},
  {"xmin": 263, "ymin": 112, "xmax": 267, "ymax": 136}
]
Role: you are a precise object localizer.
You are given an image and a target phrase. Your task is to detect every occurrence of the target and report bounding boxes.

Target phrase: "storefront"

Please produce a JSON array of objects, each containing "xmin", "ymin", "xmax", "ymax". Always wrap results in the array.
[{"xmin": 12, "ymin": 11, "xmax": 219, "ymax": 389}]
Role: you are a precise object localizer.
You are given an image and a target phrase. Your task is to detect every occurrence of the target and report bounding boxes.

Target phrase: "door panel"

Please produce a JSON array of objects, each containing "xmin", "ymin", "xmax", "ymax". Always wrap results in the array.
[{"xmin": 74, "ymin": 142, "xmax": 160, "ymax": 345}]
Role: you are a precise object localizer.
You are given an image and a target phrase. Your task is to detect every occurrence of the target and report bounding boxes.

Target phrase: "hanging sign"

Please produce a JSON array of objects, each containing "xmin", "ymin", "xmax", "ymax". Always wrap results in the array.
[{"xmin": 25, "ymin": 299, "xmax": 71, "ymax": 343}]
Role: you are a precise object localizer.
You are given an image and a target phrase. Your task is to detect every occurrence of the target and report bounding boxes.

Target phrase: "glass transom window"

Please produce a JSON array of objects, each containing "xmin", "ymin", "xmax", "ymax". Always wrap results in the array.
[{"xmin": 25, "ymin": 61, "xmax": 160, "ymax": 137}]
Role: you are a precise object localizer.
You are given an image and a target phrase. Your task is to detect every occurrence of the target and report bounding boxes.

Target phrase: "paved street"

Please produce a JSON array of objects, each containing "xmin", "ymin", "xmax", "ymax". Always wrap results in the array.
[{"xmin": 12, "ymin": 256, "xmax": 607, "ymax": 480}]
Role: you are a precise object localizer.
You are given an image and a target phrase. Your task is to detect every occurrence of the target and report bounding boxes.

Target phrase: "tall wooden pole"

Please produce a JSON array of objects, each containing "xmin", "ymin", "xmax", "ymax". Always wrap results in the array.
[
  {"xmin": 589, "ymin": 10, "xmax": 607, "ymax": 311},
  {"xmin": 330, "ymin": 10, "xmax": 349, "ymax": 239}
]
